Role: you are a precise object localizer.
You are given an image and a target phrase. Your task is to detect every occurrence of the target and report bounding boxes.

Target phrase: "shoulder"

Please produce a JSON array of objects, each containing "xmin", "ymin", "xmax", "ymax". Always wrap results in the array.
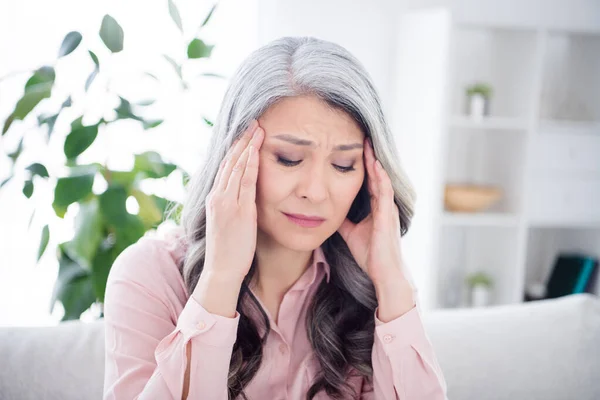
[{"xmin": 107, "ymin": 224, "xmax": 189, "ymax": 299}]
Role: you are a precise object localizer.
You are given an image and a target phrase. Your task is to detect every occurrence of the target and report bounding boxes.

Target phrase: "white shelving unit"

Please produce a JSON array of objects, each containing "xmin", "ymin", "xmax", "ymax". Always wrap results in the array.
[{"xmin": 392, "ymin": 6, "xmax": 600, "ymax": 311}]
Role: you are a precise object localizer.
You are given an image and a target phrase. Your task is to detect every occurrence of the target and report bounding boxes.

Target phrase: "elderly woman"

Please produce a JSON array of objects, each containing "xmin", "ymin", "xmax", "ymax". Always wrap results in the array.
[{"xmin": 102, "ymin": 36, "xmax": 447, "ymax": 400}]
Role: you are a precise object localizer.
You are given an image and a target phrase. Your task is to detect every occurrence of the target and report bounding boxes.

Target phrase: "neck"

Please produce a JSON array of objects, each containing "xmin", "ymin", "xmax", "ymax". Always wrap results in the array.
[{"xmin": 251, "ymin": 230, "xmax": 313, "ymax": 305}]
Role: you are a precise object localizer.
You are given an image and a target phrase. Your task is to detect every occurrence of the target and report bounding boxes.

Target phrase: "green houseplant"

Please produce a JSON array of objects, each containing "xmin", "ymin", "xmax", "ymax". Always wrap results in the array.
[
  {"xmin": 465, "ymin": 271, "xmax": 493, "ymax": 307},
  {"xmin": 465, "ymin": 81, "xmax": 493, "ymax": 118},
  {"xmin": 0, "ymin": 1, "xmax": 221, "ymax": 320}
]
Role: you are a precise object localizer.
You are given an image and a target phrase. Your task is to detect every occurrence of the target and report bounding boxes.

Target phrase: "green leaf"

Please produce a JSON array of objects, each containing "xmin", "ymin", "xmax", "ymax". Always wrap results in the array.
[
  {"xmin": 187, "ymin": 38, "xmax": 213, "ymax": 59},
  {"xmin": 25, "ymin": 66, "xmax": 55, "ymax": 90},
  {"xmin": 142, "ymin": 119, "xmax": 163, "ymax": 130},
  {"xmin": 89, "ymin": 50, "xmax": 99, "ymax": 67},
  {"xmin": 99, "ymin": 14, "xmax": 124, "ymax": 53},
  {"xmin": 2, "ymin": 114, "xmax": 15, "ymax": 136},
  {"xmin": 85, "ymin": 52, "xmax": 100, "ymax": 92},
  {"xmin": 7, "ymin": 137, "xmax": 24, "ymax": 164},
  {"xmin": 58, "ymin": 31, "xmax": 82, "ymax": 57},
  {"xmin": 64, "ymin": 117, "xmax": 99, "ymax": 160},
  {"xmin": 37, "ymin": 225, "xmax": 50, "ymax": 262},
  {"xmin": 38, "ymin": 113, "xmax": 59, "ymax": 139},
  {"xmin": 53, "ymin": 169, "xmax": 96, "ymax": 218},
  {"xmin": 90, "ymin": 241, "xmax": 119, "ymax": 303},
  {"xmin": 199, "ymin": 72, "xmax": 225, "ymax": 79},
  {"xmin": 11, "ymin": 83, "xmax": 53, "ymax": 122},
  {"xmin": 104, "ymin": 169, "xmax": 139, "ymax": 187},
  {"xmin": 144, "ymin": 72, "xmax": 159, "ymax": 81},
  {"xmin": 28, "ymin": 209, "xmax": 36, "ymax": 229},
  {"xmin": 4, "ymin": 66, "xmax": 55, "ymax": 134},
  {"xmin": 115, "ymin": 97, "xmax": 142, "ymax": 121},
  {"xmin": 202, "ymin": 116, "xmax": 213, "ymax": 127},
  {"xmin": 59, "ymin": 274, "xmax": 96, "ymax": 320},
  {"xmin": 182, "ymin": 170, "xmax": 190, "ymax": 186},
  {"xmin": 1, "ymin": 175, "xmax": 13, "ymax": 190},
  {"xmin": 134, "ymin": 151, "xmax": 176, "ymax": 179},
  {"xmin": 51, "ymin": 247, "xmax": 96, "ymax": 320},
  {"xmin": 85, "ymin": 69, "xmax": 98, "ymax": 92},
  {"xmin": 168, "ymin": 0, "xmax": 183, "ymax": 32},
  {"xmin": 200, "ymin": 4, "xmax": 217, "ymax": 28},
  {"xmin": 99, "ymin": 186, "xmax": 129, "ymax": 226},
  {"xmin": 62, "ymin": 198, "xmax": 103, "ymax": 270},
  {"xmin": 131, "ymin": 189, "xmax": 165, "ymax": 228},
  {"xmin": 61, "ymin": 96, "xmax": 72, "ymax": 108},
  {"xmin": 26, "ymin": 162, "xmax": 49, "ymax": 178},
  {"xmin": 23, "ymin": 179, "xmax": 33, "ymax": 198},
  {"xmin": 163, "ymin": 54, "xmax": 182, "ymax": 80},
  {"xmin": 114, "ymin": 214, "xmax": 145, "ymax": 252}
]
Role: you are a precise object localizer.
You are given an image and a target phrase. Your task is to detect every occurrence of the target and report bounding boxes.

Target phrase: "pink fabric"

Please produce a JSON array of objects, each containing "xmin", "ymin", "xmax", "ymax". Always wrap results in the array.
[{"xmin": 103, "ymin": 227, "xmax": 447, "ymax": 399}]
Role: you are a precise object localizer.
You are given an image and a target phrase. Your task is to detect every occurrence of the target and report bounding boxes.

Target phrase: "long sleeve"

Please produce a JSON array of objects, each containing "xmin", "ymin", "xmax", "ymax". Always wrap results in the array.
[
  {"xmin": 103, "ymin": 238, "xmax": 239, "ymax": 400},
  {"xmin": 362, "ymin": 303, "xmax": 448, "ymax": 400}
]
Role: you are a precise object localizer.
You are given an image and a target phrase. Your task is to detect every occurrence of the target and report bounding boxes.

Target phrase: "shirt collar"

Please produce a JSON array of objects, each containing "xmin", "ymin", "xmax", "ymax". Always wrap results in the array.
[{"xmin": 290, "ymin": 245, "xmax": 331, "ymax": 292}]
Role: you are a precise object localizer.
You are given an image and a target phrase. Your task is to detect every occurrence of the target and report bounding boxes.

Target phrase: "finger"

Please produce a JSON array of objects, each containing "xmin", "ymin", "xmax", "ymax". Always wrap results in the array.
[
  {"xmin": 231, "ymin": 126, "xmax": 264, "ymax": 202},
  {"xmin": 363, "ymin": 137, "xmax": 379, "ymax": 197},
  {"xmin": 374, "ymin": 159, "xmax": 395, "ymax": 211},
  {"xmin": 211, "ymin": 158, "xmax": 227, "ymax": 195},
  {"xmin": 238, "ymin": 127, "xmax": 265, "ymax": 205},
  {"xmin": 217, "ymin": 120, "xmax": 259, "ymax": 192}
]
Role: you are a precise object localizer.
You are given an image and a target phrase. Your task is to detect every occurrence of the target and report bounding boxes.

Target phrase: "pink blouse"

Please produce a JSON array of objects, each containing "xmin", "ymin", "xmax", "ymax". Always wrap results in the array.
[{"xmin": 102, "ymin": 227, "xmax": 447, "ymax": 399}]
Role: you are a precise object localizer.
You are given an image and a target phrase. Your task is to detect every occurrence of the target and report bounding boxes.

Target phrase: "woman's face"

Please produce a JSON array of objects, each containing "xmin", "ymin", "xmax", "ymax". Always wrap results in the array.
[{"xmin": 256, "ymin": 95, "xmax": 365, "ymax": 251}]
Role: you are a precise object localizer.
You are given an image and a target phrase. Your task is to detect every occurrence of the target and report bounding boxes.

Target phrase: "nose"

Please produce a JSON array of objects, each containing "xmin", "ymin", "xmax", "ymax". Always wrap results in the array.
[{"xmin": 295, "ymin": 163, "xmax": 328, "ymax": 203}]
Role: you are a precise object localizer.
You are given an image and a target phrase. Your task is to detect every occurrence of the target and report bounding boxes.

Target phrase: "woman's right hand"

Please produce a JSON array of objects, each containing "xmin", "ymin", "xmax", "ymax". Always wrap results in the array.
[{"xmin": 192, "ymin": 120, "xmax": 264, "ymax": 315}]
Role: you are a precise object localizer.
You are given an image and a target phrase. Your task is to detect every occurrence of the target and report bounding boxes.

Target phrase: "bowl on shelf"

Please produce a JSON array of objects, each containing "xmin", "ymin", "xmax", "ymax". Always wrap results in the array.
[{"xmin": 444, "ymin": 184, "xmax": 502, "ymax": 212}]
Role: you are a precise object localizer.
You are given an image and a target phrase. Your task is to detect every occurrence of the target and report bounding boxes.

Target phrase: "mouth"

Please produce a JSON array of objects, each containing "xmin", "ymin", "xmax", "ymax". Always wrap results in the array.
[{"xmin": 282, "ymin": 212, "xmax": 326, "ymax": 228}]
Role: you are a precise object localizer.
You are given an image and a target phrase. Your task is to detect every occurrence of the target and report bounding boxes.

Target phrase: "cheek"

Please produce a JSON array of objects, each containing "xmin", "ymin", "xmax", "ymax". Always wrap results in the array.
[
  {"xmin": 256, "ymin": 158, "xmax": 288, "ymax": 206},
  {"xmin": 331, "ymin": 175, "xmax": 364, "ymax": 211}
]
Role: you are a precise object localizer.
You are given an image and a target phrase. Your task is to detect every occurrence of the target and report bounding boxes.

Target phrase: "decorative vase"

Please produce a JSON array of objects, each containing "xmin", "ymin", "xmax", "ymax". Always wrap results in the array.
[
  {"xmin": 467, "ymin": 94, "xmax": 489, "ymax": 120},
  {"xmin": 471, "ymin": 285, "xmax": 491, "ymax": 307}
]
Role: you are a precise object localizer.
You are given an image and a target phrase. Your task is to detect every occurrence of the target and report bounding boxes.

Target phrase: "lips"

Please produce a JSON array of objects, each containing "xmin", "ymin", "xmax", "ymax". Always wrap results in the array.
[
  {"xmin": 283, "ymin": 212, "xmax": 325, "ymax": 228},
  {"xmin": 284, "ymin": 213, "xmax": 325, "ymax": 221}
]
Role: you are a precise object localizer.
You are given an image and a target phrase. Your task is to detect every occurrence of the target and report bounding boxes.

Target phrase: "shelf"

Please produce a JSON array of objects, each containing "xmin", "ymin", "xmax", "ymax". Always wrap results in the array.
[
  {"xmin": 524, "ymin": 227, "xmax": 600, "ymax": 298},
  {"xmin": 538, "ymin": 119, "xmax": 600, "ymax": 136},
  {"xmin": 450, "ymin": 115, "xmax": 529, "ymax": 131},
  {"xmin": 442, "ymin": 212, "xmax": 520, "ymax": 227},
  {"xmin": 528, "ymin": 219, "xmax": 600, "ymax": 229}
]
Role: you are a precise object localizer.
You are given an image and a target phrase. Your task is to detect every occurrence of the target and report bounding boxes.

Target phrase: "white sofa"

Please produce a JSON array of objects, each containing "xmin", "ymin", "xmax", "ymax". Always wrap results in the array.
[{"xmin": 1, "ymin": 294, "xmax": 599, "ymax": 400}]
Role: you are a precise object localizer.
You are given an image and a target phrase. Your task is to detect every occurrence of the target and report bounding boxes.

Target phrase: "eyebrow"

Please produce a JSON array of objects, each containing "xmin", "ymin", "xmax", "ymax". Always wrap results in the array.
[{"xmin": 272, "ymin": 134, "xmax": 363, "ymax": 151}]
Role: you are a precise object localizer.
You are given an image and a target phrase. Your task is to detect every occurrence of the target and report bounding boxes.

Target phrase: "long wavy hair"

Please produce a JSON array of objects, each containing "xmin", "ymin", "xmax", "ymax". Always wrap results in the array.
[{"xmin": 169, "ymin": 36, "xmax": 416, "ymax": 399}]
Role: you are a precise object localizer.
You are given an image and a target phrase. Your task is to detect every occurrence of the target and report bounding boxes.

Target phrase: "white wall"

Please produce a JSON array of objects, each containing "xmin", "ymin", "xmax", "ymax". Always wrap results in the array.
[
  {"xmin": 257, "ymin": 0, "xmax": 408, "ymax": 117},
  {"xmin": 407, "ymin": 0, "xmax": 600, "ymax": 31}
]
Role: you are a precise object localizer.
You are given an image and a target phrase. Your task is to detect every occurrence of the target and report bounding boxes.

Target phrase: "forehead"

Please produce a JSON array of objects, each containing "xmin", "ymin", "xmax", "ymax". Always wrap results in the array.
[{"xmin": 258, "ymin": 95, "xmax": 365, "ymax": 143}]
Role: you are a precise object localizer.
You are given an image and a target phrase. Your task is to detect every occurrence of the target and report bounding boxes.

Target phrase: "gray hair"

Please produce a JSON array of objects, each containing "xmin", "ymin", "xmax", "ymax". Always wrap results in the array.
[{"xmin": 170, "ymin": 36, "xmax": 416, "ymax": 399}]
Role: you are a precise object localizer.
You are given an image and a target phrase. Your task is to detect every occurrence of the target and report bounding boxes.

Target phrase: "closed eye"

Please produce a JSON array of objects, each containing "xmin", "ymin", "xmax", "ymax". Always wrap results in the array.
[{"xmin": 276, "ymin": 156, "xmax": 355, "ymax": 173}]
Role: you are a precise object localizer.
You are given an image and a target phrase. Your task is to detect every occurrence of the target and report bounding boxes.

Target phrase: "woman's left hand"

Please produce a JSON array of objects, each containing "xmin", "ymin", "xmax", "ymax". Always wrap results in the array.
[{"xmin": 337, "ymin": 137, "xmax": 411, "ymax": 289}]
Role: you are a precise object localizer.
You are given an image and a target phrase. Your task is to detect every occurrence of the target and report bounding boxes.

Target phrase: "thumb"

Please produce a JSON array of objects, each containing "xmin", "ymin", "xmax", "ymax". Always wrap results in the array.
[{"xmin": 337, "ymin": 217, "xmax": 355, "ymax": 241}]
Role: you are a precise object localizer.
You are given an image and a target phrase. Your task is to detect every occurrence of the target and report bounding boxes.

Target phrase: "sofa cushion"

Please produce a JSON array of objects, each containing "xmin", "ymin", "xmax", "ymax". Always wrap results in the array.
[
  {"xmin": 0, "ymin": 294, "xmax": 598, "ymax": 400},
  {"xmin": 422, "ymin": 293, "xmax": 600, "ymax": 400},
  {"xmin": 0, "ymin": 319, "xmax": 105, "ymax": 400}
]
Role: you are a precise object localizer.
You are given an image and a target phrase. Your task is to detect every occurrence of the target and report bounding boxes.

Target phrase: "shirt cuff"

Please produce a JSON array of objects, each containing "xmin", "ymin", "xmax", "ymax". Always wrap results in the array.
[
  {"xmin": 374, "ymin": 305, "xmax": 428, "ymax": 351},
  {"xmin": 176, "ymin": 295, "xmax": 240, "ymax": 347}
]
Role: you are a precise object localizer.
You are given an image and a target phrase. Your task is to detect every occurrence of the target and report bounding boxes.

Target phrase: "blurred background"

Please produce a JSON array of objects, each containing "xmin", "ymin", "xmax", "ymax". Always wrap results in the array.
[{"xmin": 1, "ymin": 0, "xmax": 599, "ymax": 328}]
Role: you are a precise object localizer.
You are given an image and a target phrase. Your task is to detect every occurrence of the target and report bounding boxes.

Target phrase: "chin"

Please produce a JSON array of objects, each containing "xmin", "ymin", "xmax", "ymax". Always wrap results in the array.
[
  {"xmin": 277, "ymin": 232, "xmax": 324, "ymax": 252},
  {"xmin": 261, "ymin": 225, "xmax": 329, "ymax": 253}
]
